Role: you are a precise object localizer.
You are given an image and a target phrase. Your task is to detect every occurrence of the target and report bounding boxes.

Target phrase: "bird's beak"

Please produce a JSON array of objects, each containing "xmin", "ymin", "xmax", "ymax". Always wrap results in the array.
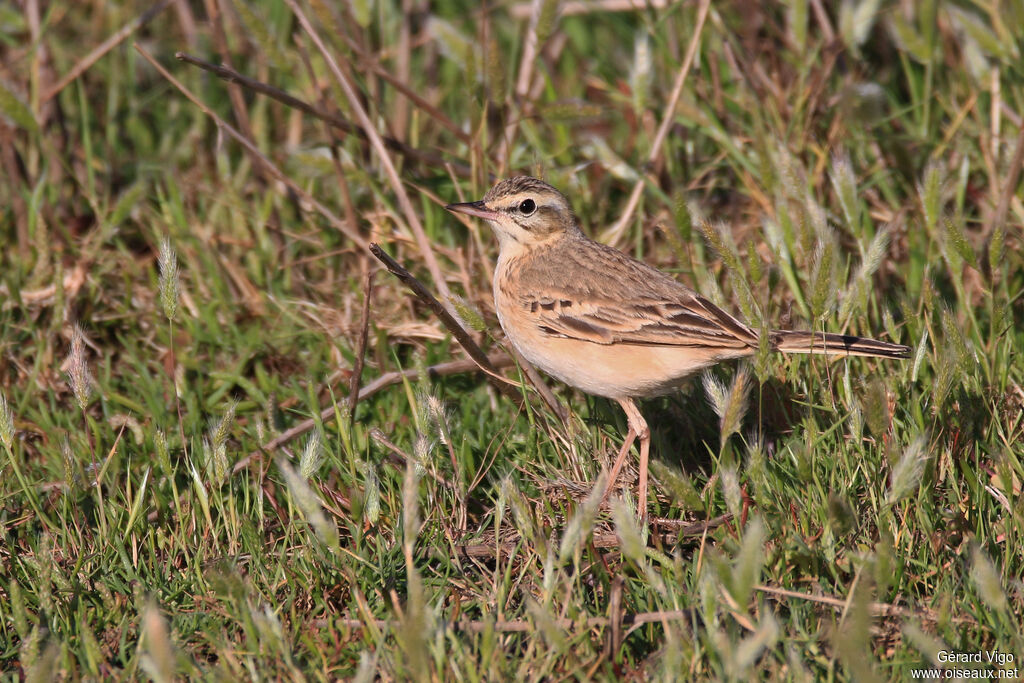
[{"xmin": 445, "ymin": 200, "xmax": 499, "ymax": 220}]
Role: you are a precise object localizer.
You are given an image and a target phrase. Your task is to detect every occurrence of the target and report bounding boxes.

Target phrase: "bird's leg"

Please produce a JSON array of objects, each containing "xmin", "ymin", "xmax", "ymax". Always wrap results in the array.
[
  {"xmin": 618, "ymin": 398, "xmax": 650, "ymax": 523},
  {"xmin": 602, "ymin": 399, "xmax": 650, "ymax": 523},
  {"xmin": 602, "ymin": 424, "xmax": 636, "ymax": 502}
]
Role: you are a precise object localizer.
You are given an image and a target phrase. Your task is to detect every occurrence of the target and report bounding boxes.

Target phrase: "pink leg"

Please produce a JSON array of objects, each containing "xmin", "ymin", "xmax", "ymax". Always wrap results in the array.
[
  {"xmin": 602, "ymin": 425, "xmax": 636, "ymax": 503},
  {"xmin": 602, "ymin": 398, "xmax": 651, "ymax": 524}
]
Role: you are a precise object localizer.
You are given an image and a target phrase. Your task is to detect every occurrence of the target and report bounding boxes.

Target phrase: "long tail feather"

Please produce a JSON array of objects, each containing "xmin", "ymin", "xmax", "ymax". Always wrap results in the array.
[{"xmin": 771, "ymin": 330, "xmax": 911, "ymax": 359}]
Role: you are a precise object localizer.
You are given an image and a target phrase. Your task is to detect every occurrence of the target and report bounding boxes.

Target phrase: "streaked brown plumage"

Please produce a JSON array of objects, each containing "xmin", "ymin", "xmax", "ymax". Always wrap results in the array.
[{"xmin": 447, "ymin": 176, "xmax": 910, "ymax": 521}]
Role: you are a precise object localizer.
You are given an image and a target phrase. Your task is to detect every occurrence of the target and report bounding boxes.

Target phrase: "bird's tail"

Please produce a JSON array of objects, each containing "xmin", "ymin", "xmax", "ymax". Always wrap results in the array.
[{"xmin": 771, "ymin": 330, "xmax": 911, "ymax": 359}]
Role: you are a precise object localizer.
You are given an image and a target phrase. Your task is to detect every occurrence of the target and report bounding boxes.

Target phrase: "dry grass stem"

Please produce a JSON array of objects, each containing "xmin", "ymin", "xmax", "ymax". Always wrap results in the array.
[
  {"xmin": 175, "ymin": 52, "xmax": 472, "ymax": 176},
  {"xmin": 232, "ymin": 352, "xmax": 512, "ymax": 474},
  {"xmin": 134, "ymin": 43, "xmax": 370, "ymax": 249},
  {"xmin": 602, "ymin": 0, "xmax": 712, "ymax": 245},
  {"xmin": 286, "ymin": 0, "xmax": 453, "ymax": 305},
  {"xmin": 41, "ymin": 0, "xmax": 174, "ymax": 102}
]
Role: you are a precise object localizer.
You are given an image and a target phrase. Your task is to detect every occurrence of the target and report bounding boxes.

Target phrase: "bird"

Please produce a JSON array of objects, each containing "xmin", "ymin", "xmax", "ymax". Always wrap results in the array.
[{"xmin": 445, "ymin": 176, "xmax": 910, "ymax": 522}]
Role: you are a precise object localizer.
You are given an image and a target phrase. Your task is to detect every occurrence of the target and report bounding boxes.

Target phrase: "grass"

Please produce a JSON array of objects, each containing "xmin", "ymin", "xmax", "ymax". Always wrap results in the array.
[{"xmin": 1, "ymin": 0, "xmax": 1023, "ymax": 679}]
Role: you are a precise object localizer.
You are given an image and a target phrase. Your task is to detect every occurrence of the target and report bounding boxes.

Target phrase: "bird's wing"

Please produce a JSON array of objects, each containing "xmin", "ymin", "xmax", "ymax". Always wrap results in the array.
[
  {"xmin": 523, "ymin": 291, "xmax": 758, "ymax": 349},
  {"xmin": 515, "ymin": 240, "xmax": 759, "ymax": 349}
]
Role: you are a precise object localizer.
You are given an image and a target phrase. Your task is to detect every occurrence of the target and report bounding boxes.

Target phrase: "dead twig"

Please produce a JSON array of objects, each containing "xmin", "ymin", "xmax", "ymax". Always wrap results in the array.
[
  {"xmin": 369, "ymin": 243, "xmax": 524, "ymax": 406},
  {"xmin": 134, "ymin": 44, "xmax": 369, "ymax": 250},
  {"xmin": 174, "ymin": 52, "xmax": 472, "ymax": 177},
  {"xmin": 601, "ymin": 0, "xmax": 712, "ymax": 246},
  {"xmin": 42, "ymin": 0, "xmax": 174, "ymax": 102},
  {"xmin": 231, "ymin": 352, "xmax": 512, "ymax": 474}
]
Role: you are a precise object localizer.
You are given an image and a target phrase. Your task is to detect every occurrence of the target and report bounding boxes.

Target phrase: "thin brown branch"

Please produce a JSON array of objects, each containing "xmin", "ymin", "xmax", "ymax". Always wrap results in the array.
[
  {"xmin": 231, "ymin": 352, "xmax": 512, "ymax": 474},
  {"xmin": 286, "ymin": 0, "xmax": 455, "ymax": 306},
  {"xmin": 369, "ymin": 243, "xmax": 525, "ymax": 405},
  {"xmin": 602, "ymin": 0, "xmax": 711, "ymax": 246},
  {"xmin": 174, "ymin": 52, "xmax": 472, "ymax": 176},
  {"xmin": 42, "ymin": 0, "xmax": 174, "ymax": 102},
  {"xmin": 135, "ymin": 44, "xmax": 369, "ymax": 250},
  {"xmin": 348, "ymin": 268, "xmax": 373, "ymax": 424}
]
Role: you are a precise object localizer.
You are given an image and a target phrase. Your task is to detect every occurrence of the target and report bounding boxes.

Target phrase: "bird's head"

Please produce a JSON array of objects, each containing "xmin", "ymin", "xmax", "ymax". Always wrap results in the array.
[{"xmin": 446, "ymin": 176, "xmax": 579, "ymax": 250}]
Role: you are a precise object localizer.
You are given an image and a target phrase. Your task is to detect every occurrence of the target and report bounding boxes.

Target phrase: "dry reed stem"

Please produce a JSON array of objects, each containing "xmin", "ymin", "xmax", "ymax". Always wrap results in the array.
[
  {"xmin": 42, "ymin": 0, "xmax": 174, "ymax": 102},
  {"xmin": 602, "ymin": 0, "xmax": 712, "ymax": 246},
  {"xmin": 175, "ymin": 53, "xmax": 472, "ymax": 176},
  {"xmin": 286, "ymin": 0, "xmax": 454, "ymax": 307},
  {"xmin": 231, "ymin": 352, "xmax": 512, "ymax": 474},
  {"xmin": 135, "ymin": 44, "xmax": 370, "ymax": 250},
  {"xmin": 369, "ymin": 244, "xmax": 523, "ymax": 403}
]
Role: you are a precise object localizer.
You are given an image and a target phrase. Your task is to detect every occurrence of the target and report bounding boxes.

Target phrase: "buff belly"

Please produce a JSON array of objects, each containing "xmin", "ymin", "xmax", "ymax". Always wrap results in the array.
[{"xmin": 497, "ymin": 307, "xmax": 751, "ymax": 400}]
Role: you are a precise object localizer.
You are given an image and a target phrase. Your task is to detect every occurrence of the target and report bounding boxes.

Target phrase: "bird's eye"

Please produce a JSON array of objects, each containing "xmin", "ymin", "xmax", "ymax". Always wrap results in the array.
[{"xmin": 518, "ymin": 198, "xmax": 537, "ymax": 215}]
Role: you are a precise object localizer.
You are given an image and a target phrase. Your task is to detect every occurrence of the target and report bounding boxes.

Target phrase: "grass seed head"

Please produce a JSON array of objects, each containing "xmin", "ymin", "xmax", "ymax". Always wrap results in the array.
[
  {"xmin": 300, "ymin": 427, "xmax": 324, "ymax": 479},
  {"xmin": 157, "ymin": 237, "xmax": 180, "ymax": 323},
  {"xmin": 0, "ymin": 390, "xmax": 13, "ymax": 451},
  {"xmin": 970, "ymin": 544, "xmax": 1009, "ymax": 612},
  {"xmin": 885, "ymin": 435, "xmax": 930, "ymax": 506},
  {"xmin": 67, "ymin": 324, "xmax": 94, "ymax": 410}
]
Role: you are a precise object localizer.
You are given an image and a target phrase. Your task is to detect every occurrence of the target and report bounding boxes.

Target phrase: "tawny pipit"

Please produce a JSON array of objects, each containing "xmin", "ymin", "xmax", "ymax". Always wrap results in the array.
[{"xmin": 446, "ymin": 176, "xmax": 910, "ymax": 520}]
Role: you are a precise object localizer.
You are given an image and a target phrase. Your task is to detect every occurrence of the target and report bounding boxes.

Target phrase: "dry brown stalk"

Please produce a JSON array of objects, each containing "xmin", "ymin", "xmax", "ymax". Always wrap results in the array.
[
  {"xmin": 601, "ymin": 0, "xmax": 712, "ymax": 246},
  {"xmin": 174, "ymin": 52, "xmax": 473, "ymax": 176},
  {"xmin": 135, "ymin": 44, "xmax": 370, "ymax": 250},
  {"xmin": 42, "ymin": 0, "xmax": 174, "ymax": 102},
  {"xmin": 230, "ymin": 352, "xmax": 512, "ymax": 474},
  {"xmin": 286, "ymin": 0, "xmax": 454, "ymax": 307},
  {"xmin": 369, "ymin": 244, "xmax": 524, "ymax": 405}
]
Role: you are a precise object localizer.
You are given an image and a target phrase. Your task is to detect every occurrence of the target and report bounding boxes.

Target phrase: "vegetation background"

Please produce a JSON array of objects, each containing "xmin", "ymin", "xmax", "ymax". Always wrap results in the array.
[{"xmin": 1, "ymin": 0, "xmax": 1022, "ymax": 679}]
